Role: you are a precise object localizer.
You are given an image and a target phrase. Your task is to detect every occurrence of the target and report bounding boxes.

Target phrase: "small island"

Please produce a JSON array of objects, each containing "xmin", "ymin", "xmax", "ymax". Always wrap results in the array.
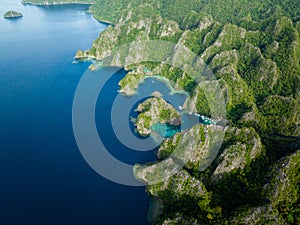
[{"xmin": 3, "ymin": 11, "xmax": 23, "ymax": 19}]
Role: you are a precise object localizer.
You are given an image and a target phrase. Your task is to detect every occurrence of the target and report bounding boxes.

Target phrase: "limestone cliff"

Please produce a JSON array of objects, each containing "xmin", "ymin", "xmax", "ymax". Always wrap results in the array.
[{"xmin": 135, "ymin": 95, "xmax": 180, "ymax": 136}]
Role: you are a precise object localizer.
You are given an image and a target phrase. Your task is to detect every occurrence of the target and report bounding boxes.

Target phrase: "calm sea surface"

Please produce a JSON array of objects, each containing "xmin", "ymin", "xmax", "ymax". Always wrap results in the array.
[{"xmin": 0, "ymin": 1, "xmax": 151, "ymax": 224}]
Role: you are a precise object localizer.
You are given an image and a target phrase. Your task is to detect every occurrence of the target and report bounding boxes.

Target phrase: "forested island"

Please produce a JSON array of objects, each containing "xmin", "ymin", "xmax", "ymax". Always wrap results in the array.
[
  {"xmin": 3, "ymin": 10, "xmax": 23, "ymax": 19},
  {"xmin": 24, "ymin": 0, "xmax": 300, "ymax": 224}
]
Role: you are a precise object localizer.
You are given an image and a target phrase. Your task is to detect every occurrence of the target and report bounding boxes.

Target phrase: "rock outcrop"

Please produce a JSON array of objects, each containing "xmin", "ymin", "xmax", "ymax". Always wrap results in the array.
[
  {"xmin": 212, "ymin": 127, "xmax": 263, "ymax": 181},
  {"xmin": 230, "ymin": 150, "xmax": 300, "ymax": 224},
  {"xmin": 135, "ymin": 96, "xmax": 180, "ymax": 136}
]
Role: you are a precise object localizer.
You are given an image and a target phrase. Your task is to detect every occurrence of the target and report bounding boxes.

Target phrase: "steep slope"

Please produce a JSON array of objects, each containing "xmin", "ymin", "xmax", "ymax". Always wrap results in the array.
[{"xmin": 77, "ymin": 1, "xmax": 299, "ymax": 224}]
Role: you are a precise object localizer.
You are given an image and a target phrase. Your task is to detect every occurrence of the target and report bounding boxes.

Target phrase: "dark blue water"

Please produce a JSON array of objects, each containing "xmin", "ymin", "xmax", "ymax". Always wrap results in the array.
[
  {"xmin": 96, "ymin": 70, "xmax": 158, "ymax": 165},
  {"xmin": 0, "ymin": 1, "xmax": 150, "ymax": 224},
  {"xmin": 96, "ymin": 75, "xmax": 188, "ymax": 165}
]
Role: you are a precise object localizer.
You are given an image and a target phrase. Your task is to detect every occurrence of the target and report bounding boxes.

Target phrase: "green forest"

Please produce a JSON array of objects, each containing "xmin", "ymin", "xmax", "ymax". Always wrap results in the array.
[
  {"xmin": 94, "ymin": 0, "xmax": 299, "ymax": 222},
  {"xmin": 90, "ymin": 1, "xmax": 300, "ymax": 223}
]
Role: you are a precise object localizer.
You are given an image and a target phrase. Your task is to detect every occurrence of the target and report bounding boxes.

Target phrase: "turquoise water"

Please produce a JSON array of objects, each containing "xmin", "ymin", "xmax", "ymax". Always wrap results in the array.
[
  {"xmin": 130, "ymin": 77, "xmax": 216, "ymax": 139},
  {"xmin": 151, "ymin": 123, "xmax": 181, "ymax": 138},
  {"xmin": 150, "ymin": 116, "xmax": 216, "ymax": 138},
  {"xmin": 150, "ymin": 115, "xmax": 217, "ymax": 138}
]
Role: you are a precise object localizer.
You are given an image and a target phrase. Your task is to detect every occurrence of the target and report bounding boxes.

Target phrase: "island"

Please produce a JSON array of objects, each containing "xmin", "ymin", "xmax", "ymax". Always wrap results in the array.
[
  {"xmin": 3, "ymin": 11, "xmax": 23, "ymax": 19},
  {"xmin": 135, "ymin": 94, "xmax": 181, "ymax": 137}
]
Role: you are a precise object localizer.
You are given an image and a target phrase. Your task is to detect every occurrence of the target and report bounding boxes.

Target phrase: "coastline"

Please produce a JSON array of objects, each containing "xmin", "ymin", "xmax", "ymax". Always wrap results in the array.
[
  {"xmin": 20, "ymin": 0, "xmax": 114, "ymax": 25},
  {"xmin": 147, "ymin": 198, "xmax": 163, "ymax": 224},
  {"xmin": 92, "ymin": 17, "xmax": 114, "ymax": 26},
  {"xmin": 21, "ymin": 0, "xmax": 94, "ymax": 6},
  {"xmin": 0, "ymin": 0, "xmax": 131, "ymax": 223},
  {"xmin": 118, "ymin": 74, "xmax": 189, "ymax": 97},
  {"xmin": 18, "ymin": 1, "xmax": 151, "ymax": 223}
]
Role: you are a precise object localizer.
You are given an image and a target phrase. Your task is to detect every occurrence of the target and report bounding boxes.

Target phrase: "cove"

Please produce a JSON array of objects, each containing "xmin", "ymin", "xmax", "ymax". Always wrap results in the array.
[{"xmin": 0, "ymin": 1, "xmax": 149, "ymax": 224}]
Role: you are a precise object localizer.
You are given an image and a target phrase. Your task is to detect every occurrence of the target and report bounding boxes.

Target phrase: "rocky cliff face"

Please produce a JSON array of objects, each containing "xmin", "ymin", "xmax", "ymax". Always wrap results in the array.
[
  {"xmin": 157, "ymin": 124, "xmax": 225, "ymax": 171},
  {"xmin": 135, "ymin": 95, "xmax": 180, "ymax": 136},
  {"xmin": 161, "ymin": 213, "xmax": 199, "ymax": 225},
  {"xmin": 212, "ymin": 127, "xmax": 263, "ymax": 181},
  {"xmin": 229, "ymin": 150, "xmax": 300, "ymax": 224},
  {"xmin": 78, "ymin": 9, "xmax": 300, "ymax": 137}
]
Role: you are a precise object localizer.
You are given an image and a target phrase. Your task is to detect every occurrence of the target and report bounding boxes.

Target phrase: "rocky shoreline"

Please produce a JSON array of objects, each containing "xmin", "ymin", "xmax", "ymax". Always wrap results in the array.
[{"xmin": 135, "ymin": 94, "xmax": 181, "ymax": 136}]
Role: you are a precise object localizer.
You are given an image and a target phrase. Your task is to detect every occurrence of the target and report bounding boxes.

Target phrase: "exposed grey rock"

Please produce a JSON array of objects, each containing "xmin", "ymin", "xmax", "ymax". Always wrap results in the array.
[
  {"xmin": 135, "ymin": 97, "xmax": 180, "ymax": 136},
  {"xmin": 212, "ymin": 127, "xmax": 263, "ymax": 181},
  {"xmin": 229, "ymin": 150, "xmax": 300, "ymax": 225},
  {"xmin": 162, "ymin": 213, "xmax": 199, "ymax": 225}
]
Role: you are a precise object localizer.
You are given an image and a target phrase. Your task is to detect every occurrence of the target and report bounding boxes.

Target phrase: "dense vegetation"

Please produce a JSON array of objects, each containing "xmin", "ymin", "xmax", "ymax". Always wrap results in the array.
[
  {"xmin": 25, "ymin": 0, "xmax": 300, "ymax": 224},
  {"xmin": 3, "ymin": 10, "xmax": 23, "ymax": 19},
  {"xmin": 90, "ymin": 1, "xmax": 299, "ymax": 224},
  {"xmin": 87, "ymin": 1, "xmax": 299, "ymax": 223},
  {"xmin": 89, "ymin": 0, "xmax": 300, "ymax": 27}
]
